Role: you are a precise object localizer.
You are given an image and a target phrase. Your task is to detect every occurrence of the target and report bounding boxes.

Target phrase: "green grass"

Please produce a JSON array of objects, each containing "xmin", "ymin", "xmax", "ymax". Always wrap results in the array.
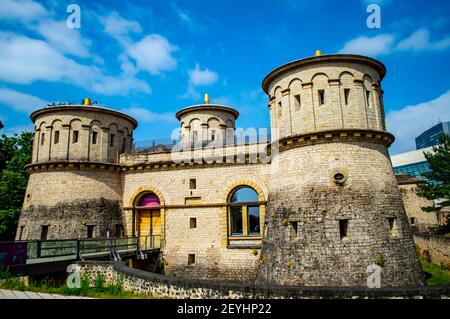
[
  {"xmin": 420, "ymin": 259, "xmax": 450, "ymax": 286},
  {"xmin": 0, "ymin": 269, "xmax": 154, "ymax": 299}
]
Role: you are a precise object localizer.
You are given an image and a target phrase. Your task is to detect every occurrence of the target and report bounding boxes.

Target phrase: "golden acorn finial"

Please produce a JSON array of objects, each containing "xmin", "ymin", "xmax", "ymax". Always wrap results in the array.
[
  {"xmin": 83, "ymin": 97, "xmax": 92, "ymax": 106},
  {"xmin": 204, "ymin": 93, "xmax": 209, "ymax": 104},
  {"xmin": 315, "ymin": 50, "xmax": 322, "ymax": 56}
]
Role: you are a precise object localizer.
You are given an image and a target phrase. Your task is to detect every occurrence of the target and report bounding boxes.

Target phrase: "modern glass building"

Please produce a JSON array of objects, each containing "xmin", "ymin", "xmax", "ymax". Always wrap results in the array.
[
  {"xmin": 415, "ymin": 121, "xmax": 450, "ymax": 150},
  {"xmin": 391, "ymin": 146, "xmax": 433, "ymax": 182}
]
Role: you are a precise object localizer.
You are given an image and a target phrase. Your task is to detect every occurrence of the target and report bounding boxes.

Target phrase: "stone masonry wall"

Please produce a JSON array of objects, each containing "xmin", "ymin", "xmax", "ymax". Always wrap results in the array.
[
  {"xmin": 75, "ymin": 261, "xmax": 450, "ymax": 299},
  {"xmin": 399, "ymin": 184, "xmax": 439, "ymax": 233},
  {"xmin": 121, "ymin": 163, "xmax": 270, "ymax": 282},
  {"xmin": 258, "ymin": 141, "xmax": 425, "ymax": 287},
  {"xmin": 414, "ymin": 234, "xmax": 450, "ymax": 269},
  {"xmin": 17, "ymin": 169, "xmax": 123, "ymax": 240}
]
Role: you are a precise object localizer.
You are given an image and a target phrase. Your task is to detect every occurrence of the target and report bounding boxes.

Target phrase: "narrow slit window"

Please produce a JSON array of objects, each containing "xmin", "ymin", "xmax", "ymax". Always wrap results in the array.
[
  {"xmin": 388, "ymin": 217, "xmax": 397, "ymax": 236},
  {"xmin": 366, "ymin": 90, "xmax": 371, "ymax": 106},
  {"xmin": 294, "ymin": 94, "xmax": 301, "ymax": 111},
  {"xmin": 189, "ymin": 178, "xmax": 196, "ymax": 189},
  {"xmin": 87, "ymin": 225, "xmax": 95, "ymax": 239},
  {"xmin": 318, "ymin": 90, "xmax": 325, "ymax": 105},
  {"xmin": 40, "ymin": 225, "xmax": 49, "ymax": 240},
  {"xmin": 339, "ymin": 219, "xmax": 348, "ymax": 240},
  {"xmin": 410, "ymin": 217, "xmax": 415, "ymax": 226},
  {"xmin": 41, "ymin": 133, "xmax": 45, "ymax": 145},
  {"xmin": 92, "ymin": 131, "xmax": 98, "ymax": 145},
  {"xmin": 121, "ymin": 138, "xmax": 126, "ymax": 153},
  {"xmin": 344, "ymin": 88, "xmax": 350, "ymax": 105},
  {"xmin": 115, "ymin": 224, "xmax": 123, "ymax": 237},
  {"xmin": 211, "ymin": 130, "xmax": 216, "ymax": 141},
  {"xmin": 73, "ymin": 130, "xmax": 79, "ymax": 143},
  {"xmin": 289, "ymin": 221, "xmax": 299, "ymax": 240},
  {"xmin": 278, "ymin": 101, "xmax": 282, "ymax": 117},
  {"xmin": 110, "ymin": 134, "xmax": 115, "ymax": 147},
  {"xmin": 190, "ymin": 218, "xmax": 197, "ymax": 229},
  {"xmin": 54, "ymin": 131, "xmax": 60, "ymax": 144},
  {"xmin": 188, "ymin": 254, "xmax": 195, "ymax": 265},
  {"xmin": 19, "ymin": 226, "xmax": 25, "ymax": 241}
]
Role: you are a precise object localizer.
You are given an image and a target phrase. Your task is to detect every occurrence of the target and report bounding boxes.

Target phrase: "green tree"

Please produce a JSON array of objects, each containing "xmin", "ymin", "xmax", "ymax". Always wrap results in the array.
[
  {"xmin": 0, "ymin": 132, "xmax": 33, "ymax": 240},
  {"xmin": 417, "ymin": 134, "xmax": 450, "ymax": 214}
]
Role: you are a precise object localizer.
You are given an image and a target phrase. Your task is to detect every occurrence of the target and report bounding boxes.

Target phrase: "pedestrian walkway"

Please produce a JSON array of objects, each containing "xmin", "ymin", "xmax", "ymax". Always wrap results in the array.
[{"xmin": 0, "ymin": 289, "xmax": 93, "ymax": 299}]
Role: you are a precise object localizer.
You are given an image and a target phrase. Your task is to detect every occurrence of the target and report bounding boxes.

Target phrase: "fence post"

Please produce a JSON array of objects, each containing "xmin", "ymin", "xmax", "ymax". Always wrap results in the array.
[
  {"xmin": 76, "ymin": 239, "xmax": 80, "ymax": 260},
  {"xmin": 36, "ymin": 240, "xmax": 41, "ymax": 258}
]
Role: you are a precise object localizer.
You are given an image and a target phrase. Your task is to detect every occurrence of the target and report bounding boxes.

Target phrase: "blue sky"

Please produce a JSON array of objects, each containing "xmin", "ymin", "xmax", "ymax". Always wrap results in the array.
[{"xmin": 0, "ymin": 0, "xmax": 449, "ymax": 154}]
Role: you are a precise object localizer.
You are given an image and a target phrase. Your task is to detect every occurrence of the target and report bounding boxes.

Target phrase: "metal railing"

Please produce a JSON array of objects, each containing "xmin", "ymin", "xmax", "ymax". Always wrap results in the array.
[{"xmin": 0, "ymin": 236, "xmax": 161, "ymax": 266}]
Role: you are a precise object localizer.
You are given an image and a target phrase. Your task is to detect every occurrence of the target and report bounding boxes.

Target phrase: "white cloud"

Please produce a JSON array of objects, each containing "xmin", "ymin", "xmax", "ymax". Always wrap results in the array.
[
  {"xmin": 178, "ymin": 64, "xmax": 219, "ymax": 100},
  {"xmin": 121, "ymin": 107, "xmax": 175, "ymax": 123},
  {"xmin": 338, "ymin": 34, "xmax": 395, "ymax": 56},
  {"xmin": 396, "ymin": 29, "xmax": 450, "ymax": 52},
  {"xmin": 0, "ymin": 32, "xmax": 150, "ymax": 96},
  {"xmin": 100, "ymin": 11, "xmax": 142, "ymax": 45},
  {"xmin": 0, "ymin": 87, "xmax": 48, "ymax": 112},
  {"xmin": 127, "ymin": 34, "xmax": 178, "ymax": 75},
  {"xmin": 387, "ymin": 90, "xmax": 450, "ymax": 154},
  {"xmin": 188, "ymin": 64, "xmax": 219, "ymax": 86},
  {"xmin": 171, "ymin": 3, "xmax": 206, "ymax": 35},
  {"xmin": 0, "ymin": 0, "xmax": 49, "ymax": 22},
  {"xmin": 339, "ymin": 28, "xmax": 450, "ymax": 57},
  {"xmin": 36, "ymin": 19, "xmax": 91, "ymax": 58}
]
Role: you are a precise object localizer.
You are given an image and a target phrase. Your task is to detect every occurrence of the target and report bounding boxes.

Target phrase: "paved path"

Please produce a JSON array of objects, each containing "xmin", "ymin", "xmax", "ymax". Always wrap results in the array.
[{"xmin": 0, "ymin": 289, "xmax": 93, "ymax": 299}]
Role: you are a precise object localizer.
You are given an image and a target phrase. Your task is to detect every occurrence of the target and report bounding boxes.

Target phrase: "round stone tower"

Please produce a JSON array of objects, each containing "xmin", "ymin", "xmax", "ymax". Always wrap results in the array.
[
  {"xmin": 16, "ymin": 100, "xmax": 137, "ymax": 240},
  {"xmin": 176, "ymin": 95, "xmax": 239, "ymax": 147},
  {"xmin": 257, "ymin": 54, "xmax": 424, "ymax": 287}
]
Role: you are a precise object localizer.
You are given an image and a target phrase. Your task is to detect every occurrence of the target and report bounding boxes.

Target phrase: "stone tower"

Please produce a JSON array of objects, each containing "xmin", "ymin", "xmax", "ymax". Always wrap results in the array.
[
  {"xmin": 176, "ymin": 99, "xmax": 239, "ymax": 147},
  {"xmin": 16, "ymin": 100, "xmax": 137, "ymax": 240},
  {"xmin": 257, "ymin": 54, "xmax": 424, "ymax": 287}
]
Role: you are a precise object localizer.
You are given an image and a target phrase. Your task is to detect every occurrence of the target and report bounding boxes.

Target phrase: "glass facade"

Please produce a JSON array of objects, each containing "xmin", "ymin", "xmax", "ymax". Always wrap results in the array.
[
  {"xmin": 393, "ymin": 161, "xmax": 431, "ymax": 181},
  {"xmin": 415, "ymin": 122, "xmax": 450, "ymax": 150}
]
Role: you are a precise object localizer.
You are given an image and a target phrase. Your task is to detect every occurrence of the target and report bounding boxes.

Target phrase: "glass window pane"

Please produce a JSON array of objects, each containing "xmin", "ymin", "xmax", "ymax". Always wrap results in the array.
[
  {"xmin": 247, "ymin": 206, "xmax": 260, "ymax": 235},
  {"xmin": 231, "ymin": 206, "xmax": 243, "ymax": 235},
  {"xmin": 230, "ymin": 187, "xmax": 259, "ymax": 203}
]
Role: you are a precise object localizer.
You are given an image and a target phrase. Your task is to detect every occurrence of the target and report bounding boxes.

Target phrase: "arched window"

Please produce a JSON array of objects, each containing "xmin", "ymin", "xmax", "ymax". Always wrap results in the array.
[{"xmin": 229, "ymin": 187, "xmax": 260, "ymax": 236}]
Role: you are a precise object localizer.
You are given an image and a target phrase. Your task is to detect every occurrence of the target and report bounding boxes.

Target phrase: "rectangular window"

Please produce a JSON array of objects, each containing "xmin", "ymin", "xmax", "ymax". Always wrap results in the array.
[
  {"xmin": 339, "ymin": 219, "xmax": 348, "ymax": 240},
  {"xmin": 189, "ymin": 178, "xmax": 196, "ymax": 189},
  {"xmin": 294, "ymin": 94, "xmax": 301, "ymax": 111},
  {"xmin": 73, "ymin": 130, "xmax": 79, "ymax": 143},
  {"xmin": 344, "ymin": 88, "xmax": 350, "ymax": 105},
  {"xmin": 289, "ymin": 221, "xmax": 299, "ymax": 240},
  {"xmin": 54, "ymin": 131, "xmax": 60, "ymax": 144},
  {"xmin": 40, "ymin": 225, "xmax": 49, "ymax": 241},
  {"xmin": 366, "ymin": 90, "xmax": 371, "ymax": 106},
  {"xmin": 247, "ymin": 206, "xmax": 260, "ymax": 236},
  {"xmin": 230, "ymin": 206, "xmax": 243, "ymax": 236},
  {"xmin": 87, "ymin": 225, "xmax": 95, "ymax": 239},
  {"xmin": 318, "ymin": 90, "xmax": 325, "ymax": 105},
  {"xmin": 92, "ymin": 131, "xmax": 98, "ymax": 145},
  {"xmin": 188, "ymin": 254, "xmax": 195, "ymax": 265},
  {"xmin": 41, "ymin": 133, "xmax": 45, "ymax": 145},
  {"xmin": 190, "ymin": 218, "xmax": 197, "ymax": 229},
  {"xmin": 410, "ymin": 217, "xmax": 415, "ymax": 226}
]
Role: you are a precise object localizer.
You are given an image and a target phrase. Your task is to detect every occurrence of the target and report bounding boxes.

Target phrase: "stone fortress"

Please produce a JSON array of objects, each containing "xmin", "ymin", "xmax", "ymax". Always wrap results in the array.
[{"xmin": 17, "ymin": 53, "xmax": 425, "ymax": 287}]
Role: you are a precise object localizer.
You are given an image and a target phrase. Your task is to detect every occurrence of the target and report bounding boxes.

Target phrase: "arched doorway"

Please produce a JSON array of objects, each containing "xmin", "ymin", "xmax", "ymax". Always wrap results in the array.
[{"xmin": 136, "ymin": 193, "xmax": 161, "ymax": 249}]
